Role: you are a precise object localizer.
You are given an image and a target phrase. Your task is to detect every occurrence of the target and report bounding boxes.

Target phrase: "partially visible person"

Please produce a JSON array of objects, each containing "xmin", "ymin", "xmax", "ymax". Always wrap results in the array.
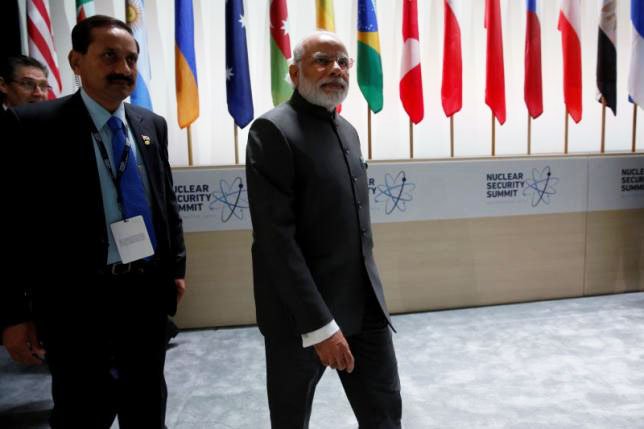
[
  {"xmin": 0, "ymin": 55, "xmax": 50, "ymax": 348},
  {"xmin": 2, "ymin": 15, "xmax": 186, "ymax": 428},
  {"xmin": 0, "ymin": 55, "xmax": 50, "ymax": 109}
]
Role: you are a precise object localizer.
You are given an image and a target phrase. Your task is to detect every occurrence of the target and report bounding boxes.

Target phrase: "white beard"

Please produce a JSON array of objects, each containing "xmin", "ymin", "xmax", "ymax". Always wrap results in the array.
[{"xmin": 298, "ymin": 75, "xmax": 349, "ymax": 111}]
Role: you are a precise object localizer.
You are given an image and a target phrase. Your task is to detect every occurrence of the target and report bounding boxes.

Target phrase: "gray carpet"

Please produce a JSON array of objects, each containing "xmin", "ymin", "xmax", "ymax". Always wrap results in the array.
[{"xmin": 1, "ymin": 292, "xmax": 643, "ymax": 428}]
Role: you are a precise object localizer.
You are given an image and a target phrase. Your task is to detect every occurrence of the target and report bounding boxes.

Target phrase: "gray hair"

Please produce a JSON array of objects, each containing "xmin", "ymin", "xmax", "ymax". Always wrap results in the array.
[{"xmin": 292, "ymin": 31, "xmax": 342, "ymax": 68}]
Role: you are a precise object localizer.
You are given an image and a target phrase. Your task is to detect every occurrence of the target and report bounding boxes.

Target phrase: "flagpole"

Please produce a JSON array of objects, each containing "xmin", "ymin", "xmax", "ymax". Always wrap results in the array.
[
  {"xmin": 527, "ymin": 114, "xmax": 532, "ymax": 155},
  {"xmin": 633, "ymin": 104, "xmax": 639, "ymax": 153},
  {"xmin": 491, "ymin": 112, "xmax": 496, "ymax": 156},
  {"xmin": 234, "ymin": 122, "xmax": 239, "ymax": 165},
  {"xmin": 450, "ymin": 116, "xmax": 455, "ymax": 158},
  {"xmin": 187, "ymin": 126, "xmax": 193, "ymax": 166},
  {"xmin": 409, "ymin": 119, "xmax": 414, "ymax": 159},
  {"xmin": 600, "ymin": 97, "xmax": 607, "ymax": 154},
  {"xmin": 368, "ymin": 108, "xmax": 372, "ymax": 160},
  {"xmin": 564, "ymin": 111, "xmax": 569, "ymax": 154}
]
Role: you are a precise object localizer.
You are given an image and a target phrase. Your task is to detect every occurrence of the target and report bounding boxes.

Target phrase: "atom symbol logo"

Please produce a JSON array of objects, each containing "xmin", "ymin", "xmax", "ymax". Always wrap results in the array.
[
  {"xmin": 523, "ymin": 166, "xmax": 559, "ymax": 207},
  {"xmin": 373, "ymin": 171, "xmax": 415, "ymax": 215},
  {"xmin": 209, "ymin": 177, "xmax": 248, "ymax": 222}
]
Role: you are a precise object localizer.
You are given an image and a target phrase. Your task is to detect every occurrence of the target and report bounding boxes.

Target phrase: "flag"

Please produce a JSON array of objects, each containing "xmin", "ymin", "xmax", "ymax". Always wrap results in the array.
[
  {"xmin": 357, "ymin": 0, "xmax": 383, "ymax": 113},
  {"xmin": 316, "ymin": 0, "xmax": 335, "ymax": 31},
  {"xmin": 1, "ymin": 0, "xmax": 22, "ymax": 60},
  {"xmin": 442, "ymin": 0, "xmax": 462, "ymax": 117},
  {"xmin": 175, "ymin": 0, "xmax": 199, "ymax": 128},
  {"xmin": 75, "ymin": 0, "xmax": 94, "ymax": 22},
  {"xmin": 27, "ymin": 0, "xmax": 62, "ymax": 99},
  {"xmin": 629, "ymin": 0, "xmax": 644, "ymax": 108},
  {"xmin": 316, "ymin": 0, "xmax": 343, "ymax": 112},
  {"xmin": 525, "ymin": 0, "xmax": 543, "ymax": 119},
  {"xmin": 558, "ymin": 0, "xmax": 582, "ymax": 123},
  {"xmin": 127, "ymin": 0, "xmax": 153, "ymax": 110},
  {"xmin": 597, "ymin": 0, "xmax": 617, "ymax": 115},
  {"xmin": 400, "ymin": 0, "xmax": 423, "ymax": 124},
  {"xmin": 226, "ymin": 0, "xmax": 254, "ymax": 128},
  {"xmin": 484, "ymin": 0, "xmax": 506, "ymax": 125},
  {"xmin": 270, "ymin": 0, "xmax": 292, "ymax": 106}
]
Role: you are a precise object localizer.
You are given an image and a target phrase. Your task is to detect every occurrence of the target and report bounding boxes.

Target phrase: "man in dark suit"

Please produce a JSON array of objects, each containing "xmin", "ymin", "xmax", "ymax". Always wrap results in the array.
[
  {"xmin": 246, "ymin": 32, "xmax": 402, "ymax": 429},
  {"xmin": 1, "ymin": 16, "xmax": 186, "ymax": 428}
]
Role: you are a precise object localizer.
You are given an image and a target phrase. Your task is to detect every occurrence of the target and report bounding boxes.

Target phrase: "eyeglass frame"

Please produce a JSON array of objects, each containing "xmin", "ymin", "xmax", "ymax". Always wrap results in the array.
[
  {"xmin": 9, "ymin": 77, "xmax": 52, "ymax": 93},
  {"xmin": 310, "ymin": 52, "xmax": 355, "ymax": 71}
]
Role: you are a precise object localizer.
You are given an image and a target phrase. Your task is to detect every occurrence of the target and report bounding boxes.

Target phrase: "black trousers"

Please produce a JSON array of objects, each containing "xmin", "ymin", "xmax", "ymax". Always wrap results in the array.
[
  {"xmin": 42, "ymin": 269, "xmax": 169, "ymax": 429},
  {"xmin": 264, "ymin": 292, "xmax": 402, "ymax": 429}
]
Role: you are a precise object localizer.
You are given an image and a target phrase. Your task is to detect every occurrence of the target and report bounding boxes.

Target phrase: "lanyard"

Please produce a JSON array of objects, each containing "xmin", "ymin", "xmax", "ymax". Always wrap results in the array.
[{"xmin": 91, "ymin": 122, "xmax": 132, "ymax": 209}]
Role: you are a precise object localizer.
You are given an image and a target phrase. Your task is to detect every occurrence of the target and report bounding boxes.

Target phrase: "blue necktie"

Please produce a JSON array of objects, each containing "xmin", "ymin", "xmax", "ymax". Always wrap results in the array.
[{"xmin": 106, "ymin": 116, "xmax": 157, "ymax": 250}]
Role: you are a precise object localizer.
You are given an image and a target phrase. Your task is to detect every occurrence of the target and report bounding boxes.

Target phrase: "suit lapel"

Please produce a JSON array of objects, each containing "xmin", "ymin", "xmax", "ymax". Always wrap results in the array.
[
  {"xmin": 124, "ymin": 104, "xmax": 163, "ymax": 217},
  {"xmin": 68, "ymin": 91, "xmax": 111, "ymax": 254},
  {"xmin": 69, "ymin": 91, "xmax": 100, "ymax": 167}
]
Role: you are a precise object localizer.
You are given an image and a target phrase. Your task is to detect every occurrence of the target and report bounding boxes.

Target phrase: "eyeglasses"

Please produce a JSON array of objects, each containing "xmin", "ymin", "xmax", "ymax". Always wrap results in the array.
[
  {"xmin": 311, "ymin": 53, "xmax": 354, "ymax": 71},
  {"xmin": 11, "ymin": 78, "xmax": 52, "ymax": 93}
]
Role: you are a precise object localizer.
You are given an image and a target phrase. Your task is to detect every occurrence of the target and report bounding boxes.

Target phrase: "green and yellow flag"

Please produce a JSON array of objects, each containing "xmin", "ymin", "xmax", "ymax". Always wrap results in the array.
[{"xmin": 357, "ymin": 0, "xmax": 383, "ymax": 113}]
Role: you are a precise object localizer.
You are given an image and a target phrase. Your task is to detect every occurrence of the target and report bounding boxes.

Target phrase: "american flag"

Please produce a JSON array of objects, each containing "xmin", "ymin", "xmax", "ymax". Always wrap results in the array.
[{"xmin": 27, "ymin": 0, "xmax": 62, "ymax": 99}]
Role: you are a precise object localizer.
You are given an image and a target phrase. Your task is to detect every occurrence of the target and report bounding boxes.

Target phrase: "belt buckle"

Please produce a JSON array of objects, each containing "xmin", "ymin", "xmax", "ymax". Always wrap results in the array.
[{"xmin": 110, "ymin": 262, "xmax": 132, "ymax": 275}]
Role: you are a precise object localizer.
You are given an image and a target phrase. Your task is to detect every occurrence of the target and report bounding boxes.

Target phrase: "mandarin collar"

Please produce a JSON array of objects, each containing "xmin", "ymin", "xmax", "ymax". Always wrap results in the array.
[{"xmin": 289, "ymin": 89, "xmax": 338, "ymax": 122}]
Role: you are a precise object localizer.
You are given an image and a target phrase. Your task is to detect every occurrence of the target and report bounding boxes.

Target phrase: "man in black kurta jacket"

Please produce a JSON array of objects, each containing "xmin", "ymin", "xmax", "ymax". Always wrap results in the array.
[{"xmin": 246, "ymin": 32, "xmax": 402, "ymax": 429}]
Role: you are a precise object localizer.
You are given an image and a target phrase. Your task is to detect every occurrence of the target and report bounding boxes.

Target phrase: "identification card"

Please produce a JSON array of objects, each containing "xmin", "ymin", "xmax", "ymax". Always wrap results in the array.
[{"xmin": 110, "ymin": 215, "xmax": 154, "ymax": 264}]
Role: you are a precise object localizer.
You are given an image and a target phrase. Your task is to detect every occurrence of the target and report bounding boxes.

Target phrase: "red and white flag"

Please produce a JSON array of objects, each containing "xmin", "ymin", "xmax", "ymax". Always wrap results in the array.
[
  {"xmin": 484, "ymin": 0, "xmax": 506, "ymax": 125},
  {"xmin": 558, "ymin": 0, "xmax": 582, "ymax": 123},
  {"xmin": 400, "ymin": 0, "xmax": 424, "ymax": 124},
  {"xmin": 27, "ymin": 0, "xmax": 62, "ymax": 99},
  {"xmin": 441, "ymin": 0, "xmax": 462, "ymax": 117}
]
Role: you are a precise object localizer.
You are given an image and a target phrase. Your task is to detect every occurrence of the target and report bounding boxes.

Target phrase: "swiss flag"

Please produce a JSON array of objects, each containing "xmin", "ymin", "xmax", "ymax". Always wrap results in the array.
[{"xmin": 400, "ymin": 0, "xmax": 424, "ymax": 124}]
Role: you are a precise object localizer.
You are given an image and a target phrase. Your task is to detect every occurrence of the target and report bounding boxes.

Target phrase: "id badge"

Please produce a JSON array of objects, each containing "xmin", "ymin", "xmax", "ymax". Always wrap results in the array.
[{"xmin": 110, "ymin": 215, "xmax": 154, "ymax": 263}]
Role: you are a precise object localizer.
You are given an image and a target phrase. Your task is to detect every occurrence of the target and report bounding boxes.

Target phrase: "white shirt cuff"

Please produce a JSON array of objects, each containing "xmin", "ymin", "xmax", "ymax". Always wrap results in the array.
[{"xmin": 301, "ymin": 320, "xmax": 339, "ymax": 348}]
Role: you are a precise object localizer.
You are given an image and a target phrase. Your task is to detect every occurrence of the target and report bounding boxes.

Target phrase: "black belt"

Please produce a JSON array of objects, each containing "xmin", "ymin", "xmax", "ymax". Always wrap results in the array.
[{"xmin": 105, "ymin": 259, "xmax": 149, "ymax": 276}]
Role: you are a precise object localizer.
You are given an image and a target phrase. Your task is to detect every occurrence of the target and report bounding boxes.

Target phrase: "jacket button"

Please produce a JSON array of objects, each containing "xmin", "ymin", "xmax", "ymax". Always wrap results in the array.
[{"xmin": 353, "ymin": 176, "xmax": 357, "ymax": 182}]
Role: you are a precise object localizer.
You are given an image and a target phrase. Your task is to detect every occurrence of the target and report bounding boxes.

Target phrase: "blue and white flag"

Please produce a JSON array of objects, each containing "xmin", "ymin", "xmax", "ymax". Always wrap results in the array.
[
  {"xmin": 127, "ymin": 0, "xmax": 153, "ymax": 110},
  {"xmin": 226, "ymin": 0, "xmax": 254, "ymax": 128},
  {"xmin": 629, "ymin": 0, "xmax": 644, "ymax": 108}
]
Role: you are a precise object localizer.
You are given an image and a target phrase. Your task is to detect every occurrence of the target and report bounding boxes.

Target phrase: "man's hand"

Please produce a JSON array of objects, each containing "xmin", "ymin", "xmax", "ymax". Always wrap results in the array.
[
  {"xmin": 2, "ymin": 322, "xmax": 45, "ymax": 365},
  {"xmin": 175, "ymin": 278, "xmax": 187, "ymax": 303},
  {"xmin": 314, "ymin": 330, "xmax": 354, "ymax": 373}
]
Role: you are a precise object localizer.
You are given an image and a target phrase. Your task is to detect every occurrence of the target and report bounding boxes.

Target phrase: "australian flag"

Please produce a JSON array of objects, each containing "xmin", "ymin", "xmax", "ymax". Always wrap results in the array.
[{"xmin": 225, "ymin": 0, "xmax": 254, "ymax": 128}]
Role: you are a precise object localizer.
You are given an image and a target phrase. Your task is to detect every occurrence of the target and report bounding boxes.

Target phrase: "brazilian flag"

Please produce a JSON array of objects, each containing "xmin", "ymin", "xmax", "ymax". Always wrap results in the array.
[{"xmin": 357, "ymin": 0, "xmax": 383, "ymax": 113}]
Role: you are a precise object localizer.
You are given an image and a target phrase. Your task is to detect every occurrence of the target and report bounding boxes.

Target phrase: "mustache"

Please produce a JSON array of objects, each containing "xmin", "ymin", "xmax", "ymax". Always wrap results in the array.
[
  {"xmin": 106, "ymin": 74, "xmax": 134, "ymax": 85},
  {"xmin": 318, "ymin": 77, "xmax": 347, "ymax": 88}
]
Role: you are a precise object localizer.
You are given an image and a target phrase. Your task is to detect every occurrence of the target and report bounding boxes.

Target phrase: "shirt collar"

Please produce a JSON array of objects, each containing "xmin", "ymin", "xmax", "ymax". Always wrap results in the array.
[{"xmin": 80, "ymin": 88, "xmax": 127, "ymax": 132}]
